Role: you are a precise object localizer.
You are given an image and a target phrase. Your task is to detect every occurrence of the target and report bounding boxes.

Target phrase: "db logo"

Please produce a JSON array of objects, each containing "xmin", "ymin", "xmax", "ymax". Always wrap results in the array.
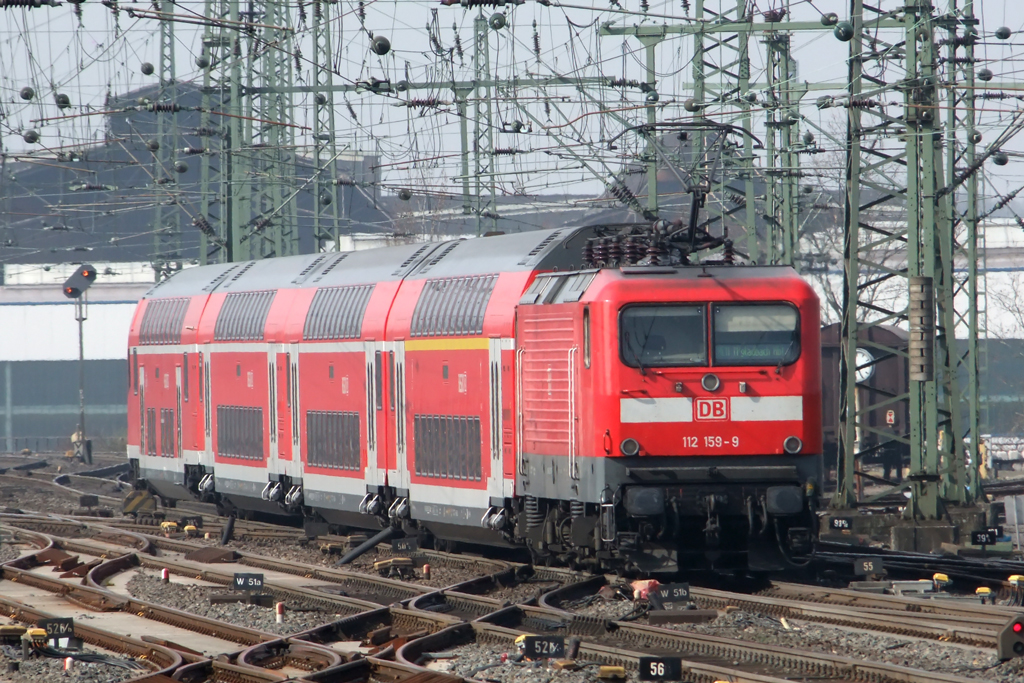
[{"xmin": 694, "ymin": 398, "xmax": 728, "ymax": 421}]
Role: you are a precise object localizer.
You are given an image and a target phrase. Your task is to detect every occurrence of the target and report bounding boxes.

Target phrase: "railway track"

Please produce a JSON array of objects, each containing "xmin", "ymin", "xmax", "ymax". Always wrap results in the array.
[
  {"xmin": 530, "ymin": 579, "xmax": 994, "ymax": 683},
  {"xmin": 541, "ymin": 575, "xmax": 1002, "ymax": 648},
  {"xmin": 1, "ymin": 503, "xmax": 1019, "ymax": 681}
]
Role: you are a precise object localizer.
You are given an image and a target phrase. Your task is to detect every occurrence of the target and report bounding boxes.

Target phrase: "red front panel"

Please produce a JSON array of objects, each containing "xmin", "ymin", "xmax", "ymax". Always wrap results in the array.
[{"xmin": 584, "ymin": 272, "xmax": 822, "ymax": 460}]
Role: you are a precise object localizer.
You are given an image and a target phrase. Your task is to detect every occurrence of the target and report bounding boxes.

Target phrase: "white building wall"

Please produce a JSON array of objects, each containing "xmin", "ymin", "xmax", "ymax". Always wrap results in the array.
[{"xmin": 0, "ymin": 301, "xmax": 137, "ymax": 361}]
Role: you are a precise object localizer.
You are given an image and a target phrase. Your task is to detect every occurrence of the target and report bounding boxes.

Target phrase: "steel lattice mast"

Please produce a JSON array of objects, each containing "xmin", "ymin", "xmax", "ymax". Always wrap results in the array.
[
  {"xmin": 152, "ymin": 0, "xmax": 181, "ymax": 279},
  {"xmin": 311, "ymin": 0, "xmax": 343, "ymax": 251},
  {"xmin": 833, "ymin": 0, "xmax": 984, "ymax": 517}
]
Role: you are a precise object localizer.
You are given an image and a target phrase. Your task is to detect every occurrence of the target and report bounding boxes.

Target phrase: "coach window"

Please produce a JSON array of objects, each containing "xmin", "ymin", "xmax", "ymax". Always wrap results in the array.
[
  {"xmin": 183, "ymin": 353, "xmax": 189, "ymax": 401},
  {"xmin": 132, "ymin": 349, "xmax": 138, "ymax": 394},
  {"xmin": 583, "ymin": 307, "xmax": 591, "ymax": 369},
  {"xmin": 712, "ymin": 304, "xmax": 800, "ymax": 366},
  {"xmin": 620, "ymin": 305, "xmax": 707, "ymax": 368}
]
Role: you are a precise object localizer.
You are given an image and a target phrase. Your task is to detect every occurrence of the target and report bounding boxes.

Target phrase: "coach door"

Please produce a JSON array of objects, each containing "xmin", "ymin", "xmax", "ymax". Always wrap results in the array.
[
  {"xmin": 389, "ymin": 342, "xmax": 409, "ymax": 492},
  {"xmin": 486, "ymin": 338, "xmax": 506, "ymax": 501},
  {"xmin": 365, "ymin": 341, "xmax": 383, "ymax": 487},
  {"xmin": 201, "ymin": 348, "xmax": 212, "ymax": 465},
  {"xmin": 275, "ymin": 351, "xmax": 293, "ymax": 460},
  {"xmin": 175, "ymin": 365, "xmax": 183, "ymax": 459}
]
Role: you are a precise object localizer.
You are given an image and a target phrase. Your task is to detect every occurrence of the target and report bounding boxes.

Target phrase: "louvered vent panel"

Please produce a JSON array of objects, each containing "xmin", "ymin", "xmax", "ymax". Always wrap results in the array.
[
  {"xmin": 413, "ymin": 415, "xmax": 482, "ymax": 480},
  {"xmin": 303, "ymin": 284, "xmax": 374, "ymax": 340},
  {"xmin": 391, "ymin": 244, "xmax": 434, "ymax": 276},
  {"xmin": 410, "ymin": 275, "xmax": 497, "ymax": 337},
  {"xmin": 306, "ymin": 411, "xmax": 361, "ymax": 470},
  {"xmin": 139, "ymin": 298, "xmax": 190, "ymax": 345},
  {"xmin": 214, "ymin": 291, "xmax": 276, "ymax": 342},
  {"xmin": 518, "ymin": 230, "xmax": 563, "ymax": 266},
  {"xmin": 216, "ymin": 406, "xmax": 264, "ymax": 460},
  {"xmin": 312, "ymin": 253, "xmax": 350, "ymax": 283}
]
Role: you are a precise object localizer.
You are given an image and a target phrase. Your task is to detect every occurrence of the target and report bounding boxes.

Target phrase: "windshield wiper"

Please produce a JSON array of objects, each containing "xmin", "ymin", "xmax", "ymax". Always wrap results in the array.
[
  {"xmin": 775, "ymin": 339, "xmax": 797, "ymax": 375},
  {"xmin": 625, "ymin": 329, "xmax": 647, "ymax": 376}
]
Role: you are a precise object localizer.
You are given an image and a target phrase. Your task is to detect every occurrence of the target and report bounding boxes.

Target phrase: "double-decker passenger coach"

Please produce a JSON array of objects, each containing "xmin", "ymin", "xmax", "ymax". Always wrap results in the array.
[{"xmin": 127, "ymin": 225, "xmax": 821, "ymax": 573}]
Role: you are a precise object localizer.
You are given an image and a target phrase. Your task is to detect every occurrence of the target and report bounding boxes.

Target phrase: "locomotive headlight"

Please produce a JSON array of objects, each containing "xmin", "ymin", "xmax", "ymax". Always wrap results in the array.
[
  {"xmin": 783, "ymin": 436, "xmax": 803, "ymax": 454},
  {"xmin": 701, "ymin": 373, "xmax": 721, "ymax": 391},
  {"xmin": 620, "ymin": 438, "xmax": 641, "ymax": 456}
]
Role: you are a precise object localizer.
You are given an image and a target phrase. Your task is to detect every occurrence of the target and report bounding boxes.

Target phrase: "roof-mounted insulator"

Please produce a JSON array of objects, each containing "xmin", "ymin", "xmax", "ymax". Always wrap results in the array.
[
  {"xmin": 938, "ymin": 34, "xmax": 978, "ymax": 47},
  {"xmin": 192, "ymin": 215, "xmax": 226, "ymax": 246},
  {"xmin": 492, "ymin": 148, "xmax": 523, "ymax": 155},
  {"xmin": 147, "ymin": 103, "xmax": 184, "ymax": 112},
  {"xmin": 70, "ymin": 183, "xmax": 117, "ymax": 192},
  {"xmin": 454, "ymin": 30, "xmax": 464, "ymax": 60},
  {"xmin": 401, "ymin": 97, "xmax": 447, "ymax": 109},
  {"xmin": 180, "ymin": 147, "xmax": 208, "ymax": 156},
  {"xmin": 439, "ymin": 0, "xmax": 523, "ymax": 7},
  {"xmin": 607, "ymin": 77, "xmax": 642, "ymax": 89},
  {"xmin": 1, "ymin": 0, "xmax": 62, "ymax": 8}
]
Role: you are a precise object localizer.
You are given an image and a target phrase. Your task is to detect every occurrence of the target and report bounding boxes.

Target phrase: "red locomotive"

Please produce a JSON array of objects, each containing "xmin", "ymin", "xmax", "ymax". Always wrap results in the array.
[{"xmin": 127, "ymin": 225, "xmax": 821, "ymax": 573}]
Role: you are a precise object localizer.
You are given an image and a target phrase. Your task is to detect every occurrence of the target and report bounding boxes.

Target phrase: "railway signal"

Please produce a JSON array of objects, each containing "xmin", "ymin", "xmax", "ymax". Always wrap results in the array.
[
  {"xmin": 62, "ymin": 264, "xmax": 96, "ymax": 299},
  {"xmin": 998, "ymin": 616, "xmax": 1024, "ymax": 660},
  {"xmin": 62, "ymin": 264, "xmax": 97, "ymax": 464}
]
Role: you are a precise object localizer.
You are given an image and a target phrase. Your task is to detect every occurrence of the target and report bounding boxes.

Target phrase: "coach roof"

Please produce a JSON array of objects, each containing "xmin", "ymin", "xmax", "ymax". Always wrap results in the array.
[{"xmin": 143, "ymin": 227, "xmax": 594, "ymax": 299}]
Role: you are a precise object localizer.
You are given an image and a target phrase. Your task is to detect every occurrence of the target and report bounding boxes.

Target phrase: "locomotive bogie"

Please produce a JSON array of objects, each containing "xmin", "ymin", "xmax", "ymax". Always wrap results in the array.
[{"xmin": 125, "ymin": 228, "xmax": 822, "ymax": 574}]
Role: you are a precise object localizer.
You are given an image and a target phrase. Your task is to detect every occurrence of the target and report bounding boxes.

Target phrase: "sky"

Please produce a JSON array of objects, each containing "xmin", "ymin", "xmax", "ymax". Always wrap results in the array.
[{"xmin": 1, "ymin": 0, "xmax": 1023, "ymax": 208}]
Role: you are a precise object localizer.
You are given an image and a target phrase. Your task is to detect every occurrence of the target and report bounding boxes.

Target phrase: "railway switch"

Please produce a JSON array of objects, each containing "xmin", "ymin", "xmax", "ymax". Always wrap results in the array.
[{"xmin": 998, "ymin": 616, "xmax": 1024, "ymax": 660}]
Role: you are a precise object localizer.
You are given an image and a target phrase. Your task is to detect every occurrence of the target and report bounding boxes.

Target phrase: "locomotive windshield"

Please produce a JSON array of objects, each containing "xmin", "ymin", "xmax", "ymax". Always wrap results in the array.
[
  {"xmin": 620, "ymin": 305, "xmax": 707, "ymax": 368},
  {"xmin": 712, "ymin": 304, "xmax": 800, "ymax": 365}
]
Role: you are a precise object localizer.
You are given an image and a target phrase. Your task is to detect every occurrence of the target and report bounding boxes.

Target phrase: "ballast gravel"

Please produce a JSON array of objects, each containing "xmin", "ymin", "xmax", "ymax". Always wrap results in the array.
[
  {"xmin": 125, "ymin": 569, "xmax": 347, "ymax": 636},
  {"xmin": 571, "ymin": 599, "xmax": 1019, "ymax": 681},
  {"xmin": 435, "ymin": 642, "xmax": 639, "ymax": 683},
  {"xmin": 0, "ymin": 541, "xmax": 24, "ymax": 564},
  {"xmin": 208, "ymin": 537, "xmax": 553, "ymax": 600},
  {"xmin": 0, "ymin": 648, "xmax": 140, "ymax": 683},
  {"xmin": 0, "ymin": 481, "xmax": 86, "ymax": 515}
]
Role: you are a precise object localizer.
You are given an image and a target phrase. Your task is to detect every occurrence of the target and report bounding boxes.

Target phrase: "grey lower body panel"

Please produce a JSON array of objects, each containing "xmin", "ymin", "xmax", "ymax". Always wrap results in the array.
[
  {"xmin": 517, "ymin": 453, "xmax": 822, "ymax": 503},
  {"xmin": 140, "ymin": 465, "xmax": 191, "ymax": 501}
]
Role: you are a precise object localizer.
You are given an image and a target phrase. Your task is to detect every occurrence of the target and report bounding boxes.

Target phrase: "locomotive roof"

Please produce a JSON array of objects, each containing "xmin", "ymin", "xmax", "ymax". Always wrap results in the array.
[{"xmin": 144, "ymin": 227, "xmax": 593, "ymax": 299}]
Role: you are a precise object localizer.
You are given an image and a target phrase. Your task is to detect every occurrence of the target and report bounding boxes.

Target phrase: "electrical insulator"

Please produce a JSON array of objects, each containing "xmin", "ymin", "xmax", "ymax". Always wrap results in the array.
[{"xmin": 371, "ymin": 35, "xmax": 391, "ymax": 55}]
